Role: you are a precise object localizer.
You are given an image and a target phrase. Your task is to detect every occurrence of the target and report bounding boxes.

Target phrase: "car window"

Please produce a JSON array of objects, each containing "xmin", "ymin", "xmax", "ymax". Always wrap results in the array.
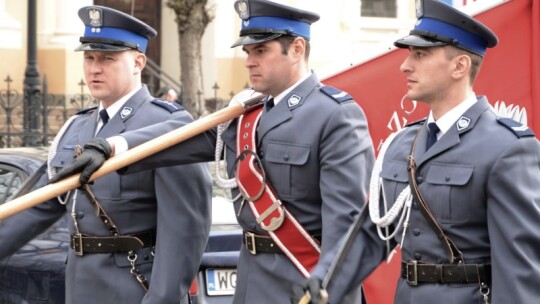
[{"xmin": 0, "ymin": 164, "xmax": 28, "ymax": 204}]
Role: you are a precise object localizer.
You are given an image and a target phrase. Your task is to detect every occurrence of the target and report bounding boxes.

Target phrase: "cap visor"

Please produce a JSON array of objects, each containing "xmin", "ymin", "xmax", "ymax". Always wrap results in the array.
[
  {"xmin": 394, "ymin": 35, "xmax": 447, "ymax": 49},
  {"xmin": 75, "ymin": 43, "xmax": 132, "ymax": 52},
  {"xmin": 231, "ymin": 33, "xmax": 283, "ymax": 48}
]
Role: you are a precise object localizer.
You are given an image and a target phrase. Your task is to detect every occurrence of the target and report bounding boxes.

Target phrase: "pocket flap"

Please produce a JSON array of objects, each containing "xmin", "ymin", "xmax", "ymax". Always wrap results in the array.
[
  {"xmin": 48, "ymin": 150, "xmax": 75, "ymax": 168},
  {"xmin": 380, "ymin": 160, "xmax": 409, "ymax": 182},
  {"xmin": 265, "ymin": 142, "xmax": 310, "ymax": 165},
  {"xmin": 426, "ymin": 163, "xmax": 474, "ymax": 186}
]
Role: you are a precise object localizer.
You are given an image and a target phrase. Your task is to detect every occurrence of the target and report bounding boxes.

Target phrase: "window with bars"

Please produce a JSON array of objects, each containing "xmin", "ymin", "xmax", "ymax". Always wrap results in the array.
[{"xmin": 361, "ymin": 0, "xmax": 397, "ymax": 18}]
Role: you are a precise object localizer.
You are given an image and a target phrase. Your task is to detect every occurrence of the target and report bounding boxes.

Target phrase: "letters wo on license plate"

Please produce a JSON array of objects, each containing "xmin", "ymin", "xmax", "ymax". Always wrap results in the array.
[{"xmin": 206, "ymin": 268, "xmax": 237, "ymax": 296}]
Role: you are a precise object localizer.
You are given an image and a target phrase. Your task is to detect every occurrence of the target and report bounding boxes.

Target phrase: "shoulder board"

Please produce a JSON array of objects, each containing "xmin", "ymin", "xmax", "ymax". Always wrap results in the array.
[
  {"xmin": 405, "ymin": 118, "xmax": 426, "ymax": 127},
  {"xmin": 151, "ymin": 99, "xmax": 184, "ymax": 113},
  {"xmin": 320, "ymin": 86, "xmax": 353, "ymax": 103},
  {"xmin": 497, "ymin": 117, "xmax": 535, "ymax": 138},
  {"xmin": 75, "ymin": 105, "xmax": 98, "ymax": 115}
]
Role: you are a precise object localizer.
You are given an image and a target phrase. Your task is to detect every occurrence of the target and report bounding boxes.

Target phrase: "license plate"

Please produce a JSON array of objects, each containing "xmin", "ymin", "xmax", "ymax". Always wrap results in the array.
[{"xmin": 205, "ymin": 268, "xmax": 237, "ymax": 296}]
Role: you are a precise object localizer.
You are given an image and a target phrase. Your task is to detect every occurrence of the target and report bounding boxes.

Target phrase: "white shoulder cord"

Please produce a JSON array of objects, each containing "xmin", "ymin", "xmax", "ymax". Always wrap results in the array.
[
  {"xmin": 213, "ymin": 89, "xmax": 260, "ymax": 202},
  {"xmin": 214, "ymin": 120, "xmax": 238, "ymax": 191},
  {"xmin": 47, "ymin": 114, "xmax": 80, "ymax": 205},
  {"xmin": 369, "ymin": 129, "xmax": 413, "ymax": 246}
]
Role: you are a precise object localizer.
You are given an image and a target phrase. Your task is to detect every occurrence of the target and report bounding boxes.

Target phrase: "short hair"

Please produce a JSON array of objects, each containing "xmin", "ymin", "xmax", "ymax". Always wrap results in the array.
[
  {"xmin": 275, "ymin": 35, "xmax": 311, "ymax": 60},
  {"xmin": 444, "ymin": 45, "xmax": 483, "ymax": 84}
]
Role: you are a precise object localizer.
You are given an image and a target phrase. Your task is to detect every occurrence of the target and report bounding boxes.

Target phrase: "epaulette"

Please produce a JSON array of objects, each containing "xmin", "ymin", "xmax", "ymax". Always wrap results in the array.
[
  {"xmin": 405, "ymin": 118, "xmax": 426, "ymax": 127},
  {"xmin": 320, "ymin": 86, "xmax": 353, "ymax": 103},
  {"xmin": 497, "ymin": 117, "xmax": 535, "ymax": 138},
  {"xmin": 75, "ymin": 105, "xmax": 98, "ymax": 115},
  {"xmin": 151, "ymin": 99, "xmax": 184, "ymax": 113}
]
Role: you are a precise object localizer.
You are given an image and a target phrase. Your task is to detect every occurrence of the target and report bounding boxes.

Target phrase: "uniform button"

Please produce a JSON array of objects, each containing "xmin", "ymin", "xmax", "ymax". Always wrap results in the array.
[
  {"xmin": 283, "ymin": 155, "xmax": 289, "ymax": 161},
  {"xmin": 412, "ymin": 228, "xmax": 421, "ymax": 236},
  {"xmin": 393, "ymin": 173, "xmax": 398, "ymax": 178},
  {"xmin": 76, "ymin": 211, "xmax": 84, "ymax": 219},
  {"xmin": 412, "ymin": 201, "xmax": 419, "ymax": 209},
  {"xmin": 445, "ymin": 176, "xmax": 451, "ymax": 182},
  {"xmin": 417, "ymin": 176, "xmax": 424, "ymax": 184},
  {"xmin": 414, "ymin": 252, "xmax": 422, "ymax": 260},
  {"xmin": 259, "ymin": 151, "xmax": 264, "ymax": 158}
]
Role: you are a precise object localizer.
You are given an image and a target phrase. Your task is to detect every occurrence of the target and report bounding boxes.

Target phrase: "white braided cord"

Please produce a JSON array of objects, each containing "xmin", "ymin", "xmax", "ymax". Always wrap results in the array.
[
  {"xmin": 214, "ymin": 121, "xmax": 238, "ymax": 190},
  {"xmin": 369, "ymin": 129, "xmax": 413, "ymax": 241},
  {"xmin": 47, "ymin": 114, "xmax": 80, "ymax": 205},
  {"xmin": 212, "ymin": 89, "xmax": 261, "ymax": 202}
]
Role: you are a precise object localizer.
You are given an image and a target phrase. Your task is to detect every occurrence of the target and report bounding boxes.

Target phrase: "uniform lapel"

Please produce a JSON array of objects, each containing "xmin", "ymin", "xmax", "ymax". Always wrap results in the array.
[
  {"xmin": 96, "ymin": 86, "xmax": 152, "ymax": 137},
  {"xmin": 257, "ymin": 74, "xmax": 319, "ymax": 143},
  {"xmin": 78, "ymin": 109, "xmax": 99, "ymax": 144},
  {"xmin": 415, "ymin": 97, "xmax": 490, "ymax": 167}
]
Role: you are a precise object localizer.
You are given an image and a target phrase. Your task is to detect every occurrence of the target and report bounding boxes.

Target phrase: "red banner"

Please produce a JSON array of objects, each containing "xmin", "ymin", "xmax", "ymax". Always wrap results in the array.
[{"xmin": 322, "ymin": 0, "xmax": 539, "ymax": 302}]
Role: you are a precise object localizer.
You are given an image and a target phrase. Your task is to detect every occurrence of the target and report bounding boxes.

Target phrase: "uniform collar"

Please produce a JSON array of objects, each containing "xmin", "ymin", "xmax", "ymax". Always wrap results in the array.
[
  {"xmin": 271, "ymin": 70, "xmax": 311, "ymax": 106},
  {"xmin": 427, "ymin": 92, "xmax": 477, "ymax": 138},
  {"xmin": 97, "ymin": 84, "xmax": 142, "ymax": 122}
]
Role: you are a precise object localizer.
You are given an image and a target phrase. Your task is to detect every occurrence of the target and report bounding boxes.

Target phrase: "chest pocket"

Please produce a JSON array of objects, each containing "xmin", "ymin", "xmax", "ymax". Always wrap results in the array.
[
  {"xmin": 425, "ymin": 163, "xmax": 474, "ymax": 223},
  {"xmin": 379, "ymin": 160, "xmax": 409, "ymax": 209},
  {"xmin": 49, "ymin": 150, "xmax": 77, "ymax": 171},
  {"xmin": 264, "ymin": 141, "xmax": 310, "ymax": 198}
]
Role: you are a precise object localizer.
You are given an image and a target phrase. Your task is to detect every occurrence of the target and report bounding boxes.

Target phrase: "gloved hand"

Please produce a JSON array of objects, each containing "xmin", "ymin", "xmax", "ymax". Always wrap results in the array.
[
  {"xmin": 290, "ymin": 277, "xmax": 327, "ymax": 304},
  {"xmin": 50, "ymin": 138, "xmax": 112, "ymax": 185}
]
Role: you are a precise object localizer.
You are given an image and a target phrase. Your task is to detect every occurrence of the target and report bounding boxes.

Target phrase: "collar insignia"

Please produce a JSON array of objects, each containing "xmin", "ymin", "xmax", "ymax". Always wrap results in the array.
[
  {"xmin": 288, "ymin": 94, "xmax": 302, "ymax": 107},
  {"xmin": 120, "ymin": 107, "xmax": 133, "ymax": 119},
  {"xmin": 456, "ymin": 116, "xmax": 471, "ymax": 131}
]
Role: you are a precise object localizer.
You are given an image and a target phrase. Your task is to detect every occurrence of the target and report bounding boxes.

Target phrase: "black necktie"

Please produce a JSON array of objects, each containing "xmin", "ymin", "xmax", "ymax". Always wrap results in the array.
[
  {"xmin": 266, "ymin": 98, "xmax": 274, "ymax": 111},
  {"xmin": 99, "ymin": 109, "xmax": 109, "ymax": 126},
  {"xmin": 426, "ymin": 122, "xmax": 440, "ymax": 150}
]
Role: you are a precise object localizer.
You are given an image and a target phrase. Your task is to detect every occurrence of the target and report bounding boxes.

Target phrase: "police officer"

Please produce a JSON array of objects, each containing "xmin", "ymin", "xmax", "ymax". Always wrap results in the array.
[
  {"xmin": 51, "ymin": 1, "xmax": 376, "ymax": 303},
  {"xmin": 293, "ymin": 0, "xmax": 540, "ymax": 303},
  {"xmin": 0, "ymin": 6, "xmax": 212, "ymax": 304}
]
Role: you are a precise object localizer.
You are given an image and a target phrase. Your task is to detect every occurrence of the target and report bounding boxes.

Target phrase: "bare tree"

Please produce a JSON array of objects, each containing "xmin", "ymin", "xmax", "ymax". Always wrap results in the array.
[{"xmin": 166, "ymin": 0, "xmax": 214, "ymax": 118}]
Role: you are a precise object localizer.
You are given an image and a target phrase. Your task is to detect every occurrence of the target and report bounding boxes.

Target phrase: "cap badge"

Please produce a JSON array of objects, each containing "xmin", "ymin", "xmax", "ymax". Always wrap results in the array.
[
  {"xmin": 287, "ymin": 94, "xmax": 302, "ymax": 107},
  {"xmin": 415, "ymin": 0, "xmax": 424, "ymax": 18},
  {"xmin": 237, "ymin": 1, "xmax": 250, "ymax": 20},
  {"xmin": 88, "ymin": 8, "xmax": 103, "ymax": 28},
  {"xmin": 120, "ymin": 107, "xmax": 133, "ymax": 119},
  {"xmin": 456, "ymin": 116, "xmax": 471, "ymax": 131}
]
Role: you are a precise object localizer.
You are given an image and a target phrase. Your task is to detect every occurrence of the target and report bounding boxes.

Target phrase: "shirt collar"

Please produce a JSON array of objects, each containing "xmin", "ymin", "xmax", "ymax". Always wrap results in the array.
[
  {"xmin": 97, "ymin": 84, "xmax": 141, "ymax": 122},
  {"xmin": 271, "ymin": 71, "xmax": 311, "ymax": 106},
  {"xmin": 427, "ymin": 92, "xmax": 477, "ymax": 138}
]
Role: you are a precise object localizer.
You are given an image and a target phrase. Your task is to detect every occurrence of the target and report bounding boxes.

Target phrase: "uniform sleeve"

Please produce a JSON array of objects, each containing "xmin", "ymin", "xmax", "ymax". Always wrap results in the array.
[
  {"xmin": 142, "ymin": 162, "xmax": 213, "ymax": 303},
  {"xmin": 487, "ymin": 137, "xmax": 540, "ymax": 302},
  {"xmin": 311, "ymin": 101, "xmax": 386, "ymax": 302},
  {"xmin": 119, "ymin": 110, "xmax": 217, "ymax": 173},
  {"xmin": 0, "ymin": 172, "xmax": 66, "ymax": 259}
]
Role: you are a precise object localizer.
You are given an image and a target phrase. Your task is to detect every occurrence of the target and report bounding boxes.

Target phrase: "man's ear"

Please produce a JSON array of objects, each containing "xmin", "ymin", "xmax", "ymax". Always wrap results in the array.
[
  {"xmin": 133, "ymin": 52, "xmax": 147, "ymax": 74},
  {"xmin": 451, "ymin": 54, "xmax": 471, "ymax": 80},
  {"xmin": 291, "ymin": 37, "xmax": 306, "ymax": 60}
]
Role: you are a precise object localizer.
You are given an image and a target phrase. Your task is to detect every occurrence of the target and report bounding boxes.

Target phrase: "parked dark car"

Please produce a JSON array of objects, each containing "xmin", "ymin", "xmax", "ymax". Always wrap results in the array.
[{"xmin": 0, "ymin": 147, "xmax": 241, "ymax": 304}]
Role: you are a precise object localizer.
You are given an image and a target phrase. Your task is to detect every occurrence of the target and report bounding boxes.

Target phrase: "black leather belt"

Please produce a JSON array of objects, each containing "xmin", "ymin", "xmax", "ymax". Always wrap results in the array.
[
  {"xmin": 243, "ymin": 230, "xmax": 321, "ymax": 255},
  {"xmin": 401, "ymin": 260, "xmax": 491, "ymax": 285},
  {"xmin": 70, "ymin": 230, "xmax": 156, "ymax": 256}
]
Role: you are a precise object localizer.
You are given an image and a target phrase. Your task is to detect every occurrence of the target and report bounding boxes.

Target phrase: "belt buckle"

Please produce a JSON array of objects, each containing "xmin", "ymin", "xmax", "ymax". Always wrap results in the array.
[
  {"xmin": 406, "ymin": 260, "xmax": 418, "ymax": 286},
  {"xmin": 244, "ymin": 231, "xmax": 257, "ymax": 255},
  {"xmin": 72, "ymin": 234, "xmax": 84, "ymax": 256}
]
